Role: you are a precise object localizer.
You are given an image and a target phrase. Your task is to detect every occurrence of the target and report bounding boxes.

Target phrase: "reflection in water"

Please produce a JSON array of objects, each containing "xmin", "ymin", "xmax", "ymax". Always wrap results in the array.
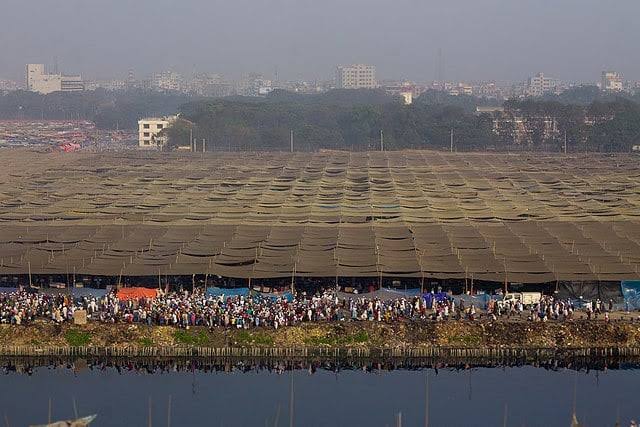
[
  {"xmin": 3, "ymin": 355, "xmax": 640, "ymax": 376},
  {"xmin": 1, "ymin": 357, "xmax": 638, "ymax": 427}
]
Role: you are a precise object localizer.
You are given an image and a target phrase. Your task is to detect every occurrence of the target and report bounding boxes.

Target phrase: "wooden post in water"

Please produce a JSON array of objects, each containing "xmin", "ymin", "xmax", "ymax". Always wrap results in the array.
[
  {"xmin": 424, "ymin": 372, "xmax": 429, "ymax": 427},
  {"xmin": 289, "ymin": 371, "xmax": 295, "ymax": 427},
  {"xmin": 148, "ymin": 396, "xmax": 152, "ymax": 427},
  {"xmin": 167, "ymin": 395, "xmax": 172, "ymax": 427}
]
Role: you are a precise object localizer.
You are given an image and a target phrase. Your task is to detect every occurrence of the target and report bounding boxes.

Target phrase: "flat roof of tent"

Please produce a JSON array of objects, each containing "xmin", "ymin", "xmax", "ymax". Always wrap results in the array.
[{"xmin": 0, "ymin": 149, "xmax": 639, "ymax": 282}]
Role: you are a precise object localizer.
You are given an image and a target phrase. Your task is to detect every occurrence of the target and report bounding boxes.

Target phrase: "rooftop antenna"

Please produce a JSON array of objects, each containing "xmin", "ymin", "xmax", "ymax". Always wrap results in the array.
[
  {"xmin": 53, "ymin": 56, "xmax": 59, "ymax": 75},
  {"xmin": 564, "ymin": 130, "xmax": 568, "ymax": 155},
  {"xmin": 380, "ymin": 130, "xmax": 384, "ymax": 152}
]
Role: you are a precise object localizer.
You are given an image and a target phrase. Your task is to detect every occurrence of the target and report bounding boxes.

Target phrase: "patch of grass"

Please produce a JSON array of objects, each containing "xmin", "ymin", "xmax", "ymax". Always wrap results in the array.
[
  {"xmin": 65, "ymin": 330, "xmax": 91, "ymax": 346},
  {"xmin": 235, "ymin": 330, "xmax": 274, "ymax": 346},
  {"xmin": 138, "ymin": 337, "xmax": 154, "ymax": 346},
  {"xmin": 173, "ymin": 329, "xmax": 209, "ymax": 346},
  {"xmin": 304, "ymin": 331, "xmax": 369, "ymax": 346},
  {"xmin": 348, "ymin": 331, "xmax": 369, "ymax": 344},
  {"xmin": 304, "ymin": 335, "xmax": 335, "ymax": 346},
  {"xmin": 447, "ymin": 333, "xmax": 482, "ymax": 346}
]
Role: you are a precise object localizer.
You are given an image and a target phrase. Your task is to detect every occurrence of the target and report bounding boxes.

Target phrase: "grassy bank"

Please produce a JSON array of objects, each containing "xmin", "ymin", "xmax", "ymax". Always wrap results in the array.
[{"xmin": 1, "ymin": 320, "xmax": 640, "ymax": 351}]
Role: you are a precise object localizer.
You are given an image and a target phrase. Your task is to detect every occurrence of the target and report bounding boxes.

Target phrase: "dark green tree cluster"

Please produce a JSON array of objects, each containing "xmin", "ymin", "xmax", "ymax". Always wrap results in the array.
[
  {"xmin": 178, "ymin": 90, "xmax": 496, "ymax": 152},
  {"xmin": 2, "ymin": 87, "xmax": 639, "ymax": 152},
  {"xmin": 159, "ymin": 118, "xmax": 194, "ymax": 150},
  {"xmin": 505, "ymin": 99, "xmax": 640, "ymax": 152},
  {"xmin": 0, "ymin": 89, "xmax": 193, "ymax": 129}
]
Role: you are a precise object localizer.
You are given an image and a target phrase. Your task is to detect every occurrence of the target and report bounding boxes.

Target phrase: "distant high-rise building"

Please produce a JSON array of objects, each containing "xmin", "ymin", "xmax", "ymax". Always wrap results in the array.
[
  {"xmin": 126, "ymin": 69, "xmax": 136, "ymax": 88},
  {"xmin": 151, "ymin": 71, "xmax": 182, "ymax": 92},
  {"xmin": 526, "ymin": 73, "xmax": 558, "ymax": 97},
  {"xmin": 336, "ymin": 64, "xmax": 377, "ymax": 89},
  {"xmin": 601, "ymin": 71, "xmax": 623, "ymax": 92},
  {"xmin": 26, "ymin": 64, "xmax": 84, "ymax": 94}
]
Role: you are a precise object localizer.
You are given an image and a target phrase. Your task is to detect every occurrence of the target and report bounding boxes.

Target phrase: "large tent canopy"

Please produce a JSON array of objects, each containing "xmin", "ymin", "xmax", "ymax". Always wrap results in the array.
[{"xmin": 0, "ymin": 149, "xmax": 639, "ymax": 282}]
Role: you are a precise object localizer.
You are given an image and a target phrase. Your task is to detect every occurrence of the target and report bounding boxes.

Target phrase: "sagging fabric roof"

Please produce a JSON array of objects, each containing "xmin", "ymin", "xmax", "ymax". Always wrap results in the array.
[{"xmin": 0, "ymin": 149, "xmax": 639, "ymax": 282}]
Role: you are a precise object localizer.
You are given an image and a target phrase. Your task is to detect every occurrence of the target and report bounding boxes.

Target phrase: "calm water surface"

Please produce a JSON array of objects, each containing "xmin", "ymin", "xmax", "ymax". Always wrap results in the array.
[{"xmin": 1, "ymin": 362, "xmax": 639, "ymax": 427}]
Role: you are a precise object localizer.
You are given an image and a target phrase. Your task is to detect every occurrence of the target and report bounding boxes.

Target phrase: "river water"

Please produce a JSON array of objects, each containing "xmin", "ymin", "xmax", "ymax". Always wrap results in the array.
[{"xmin": 2, "ymin": 360, "xmax": 638, "ymax": 427}]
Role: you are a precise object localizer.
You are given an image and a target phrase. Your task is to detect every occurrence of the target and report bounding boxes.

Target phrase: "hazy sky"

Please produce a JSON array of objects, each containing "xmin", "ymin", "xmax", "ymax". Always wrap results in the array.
[{"xmin": 2, "ymin": 0, "xmax": 639, "ymax": 83}]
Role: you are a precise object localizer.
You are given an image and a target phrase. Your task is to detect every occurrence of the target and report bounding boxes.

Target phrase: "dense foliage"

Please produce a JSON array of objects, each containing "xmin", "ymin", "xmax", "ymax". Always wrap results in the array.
[
  {"xmin": 1, "ymin": 87, "xmax": 639, "ymax": 152},
  {"xmin": 0, "ymin": 89, "xmax": 193, "ymax": 129},
  {"xmin": 179, "ymin": 90, "xmax": 495, "ymax": 151}
]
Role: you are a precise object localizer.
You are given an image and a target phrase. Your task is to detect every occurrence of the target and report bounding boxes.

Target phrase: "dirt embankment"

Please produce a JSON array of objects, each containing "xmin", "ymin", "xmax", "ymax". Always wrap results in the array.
[{"xmin": 1, "ymin": 320, "xmax": 640, "ymax": 350}]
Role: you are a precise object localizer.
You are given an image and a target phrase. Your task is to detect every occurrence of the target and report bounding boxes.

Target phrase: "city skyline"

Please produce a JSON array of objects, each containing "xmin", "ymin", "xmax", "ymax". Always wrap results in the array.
[
  {"xmin": 1, "ymin": 0, "xmax": 640, "ymax": 83},
  {"xmin": 4, "ymin": 62, "xmax": 638, "ymax": 90}
]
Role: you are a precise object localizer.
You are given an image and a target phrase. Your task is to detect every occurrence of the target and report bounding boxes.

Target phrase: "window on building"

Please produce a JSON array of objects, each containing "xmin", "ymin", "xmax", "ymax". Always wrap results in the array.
[
  {"xmin": 144, "ymin": 132, "xmax": 150, "ymax": 137},
  {"xmin": 157, "ymin": 124, "xmax": 164, "ymax": 129},
  {"xmin": 143, "ymin": 124, "xmax": 150, "ymax": 129}
]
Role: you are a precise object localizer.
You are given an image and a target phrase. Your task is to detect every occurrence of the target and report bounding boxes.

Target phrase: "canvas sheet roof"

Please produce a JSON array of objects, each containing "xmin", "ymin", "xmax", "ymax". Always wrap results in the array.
[{"xmin": 1, "ymin": 149, "xmax": 639, "ymax": 282}]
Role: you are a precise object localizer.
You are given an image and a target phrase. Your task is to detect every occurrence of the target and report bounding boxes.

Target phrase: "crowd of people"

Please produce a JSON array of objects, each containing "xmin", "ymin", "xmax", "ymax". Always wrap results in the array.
[
  {"xmin": 487, "ymin": 295, "xmax": 619, "ymax": 322},
  {"xmin": 0, "ymin": 287, "xmax": 631, "ymax": 328}
]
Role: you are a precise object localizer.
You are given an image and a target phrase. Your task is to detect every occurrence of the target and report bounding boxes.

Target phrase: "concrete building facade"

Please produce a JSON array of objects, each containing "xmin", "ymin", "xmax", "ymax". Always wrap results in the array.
[
  {"xmin": 336, "ymin": 64, "xmax": 377, "ymax": 89},
  {"xmin": 138, "ymin": 116, "xmax": 177, "ymax": 149},
  {"xmin": 526, "ymin": 73, "xmax": 558, "ymax": 97},
  {"xmin": 26, "ymin": 64, "xmax": 84, "ymax": 94}
]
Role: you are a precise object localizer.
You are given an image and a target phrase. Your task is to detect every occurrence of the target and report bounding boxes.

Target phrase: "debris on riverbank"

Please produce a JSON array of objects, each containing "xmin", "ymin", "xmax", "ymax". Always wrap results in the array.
[{"xmin": 1, "ymin": 320, "xmax": 640, "ymax": 352}]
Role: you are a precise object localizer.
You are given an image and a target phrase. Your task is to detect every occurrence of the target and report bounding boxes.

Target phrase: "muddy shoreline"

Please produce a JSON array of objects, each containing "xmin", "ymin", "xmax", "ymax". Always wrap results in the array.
[{"xmin": 1, "ymin": 320, "xmax": 640, "ymax": 358}]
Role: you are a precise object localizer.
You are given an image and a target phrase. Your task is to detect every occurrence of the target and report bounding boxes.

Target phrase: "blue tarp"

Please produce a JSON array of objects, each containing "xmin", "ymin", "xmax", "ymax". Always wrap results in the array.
[
  {"xmin": 453, "ymin": 294, "xmax": 492, "ymax": 310},
  {"xmin": 621, "ymin": 281, "xmax": 640, "ymax": 310},
  {"xmin": 423, "ymin": 292, "xmax": 450, "ymax": 307},
  {"xmin": 206, "ymin": 287, "xmax": 250, "ymax": 298},
  {"xmin": 257, "ymin": 291, "xmax": 294, "ymax": 302}
]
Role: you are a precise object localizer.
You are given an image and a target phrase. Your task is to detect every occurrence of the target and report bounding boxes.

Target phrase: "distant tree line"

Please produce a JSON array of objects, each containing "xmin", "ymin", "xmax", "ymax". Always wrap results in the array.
[
  {"xmin": 176, "ymin": 89, "xmax": 640, "ymax": 152},
  {"xmin": 174, "ymin": 89, "xmax": 496, "ymax": 151},
  {"xmin": 0, "ymin": 89, "xmax": 193, "ymax": 130},
  {"xmin": 1, "ymin": 87, "xmax": 639, "ymax": 152},
  {"xmin": 502, "ymin": 98, "xmax": 640, "ymax": 152}
]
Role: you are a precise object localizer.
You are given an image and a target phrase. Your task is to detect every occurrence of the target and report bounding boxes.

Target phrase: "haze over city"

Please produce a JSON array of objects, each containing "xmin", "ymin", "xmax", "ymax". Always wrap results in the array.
[{"xmin": 2, "ymin": 0, "xmax": 640, "ymax": 82}]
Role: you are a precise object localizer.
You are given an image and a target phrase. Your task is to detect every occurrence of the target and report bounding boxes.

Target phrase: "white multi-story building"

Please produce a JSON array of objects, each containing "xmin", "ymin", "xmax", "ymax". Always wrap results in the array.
[
  {"xmin": 526, "ymin": 73, "xmax": 558, "ymax": 97},
  {"xmin": 601, "ymin": 71, "xmax": 623, "ymax": 92},
  {"xmin": 138, "ymin": 116, "xmax": 178, "ymax": 149},
  {"xmin": 26, "ymin": 64, "xmax": 84, "ymax": 94},
  {"xmin": 336, "ymin": 64, "xmax": 377, "ymax": 89}
]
